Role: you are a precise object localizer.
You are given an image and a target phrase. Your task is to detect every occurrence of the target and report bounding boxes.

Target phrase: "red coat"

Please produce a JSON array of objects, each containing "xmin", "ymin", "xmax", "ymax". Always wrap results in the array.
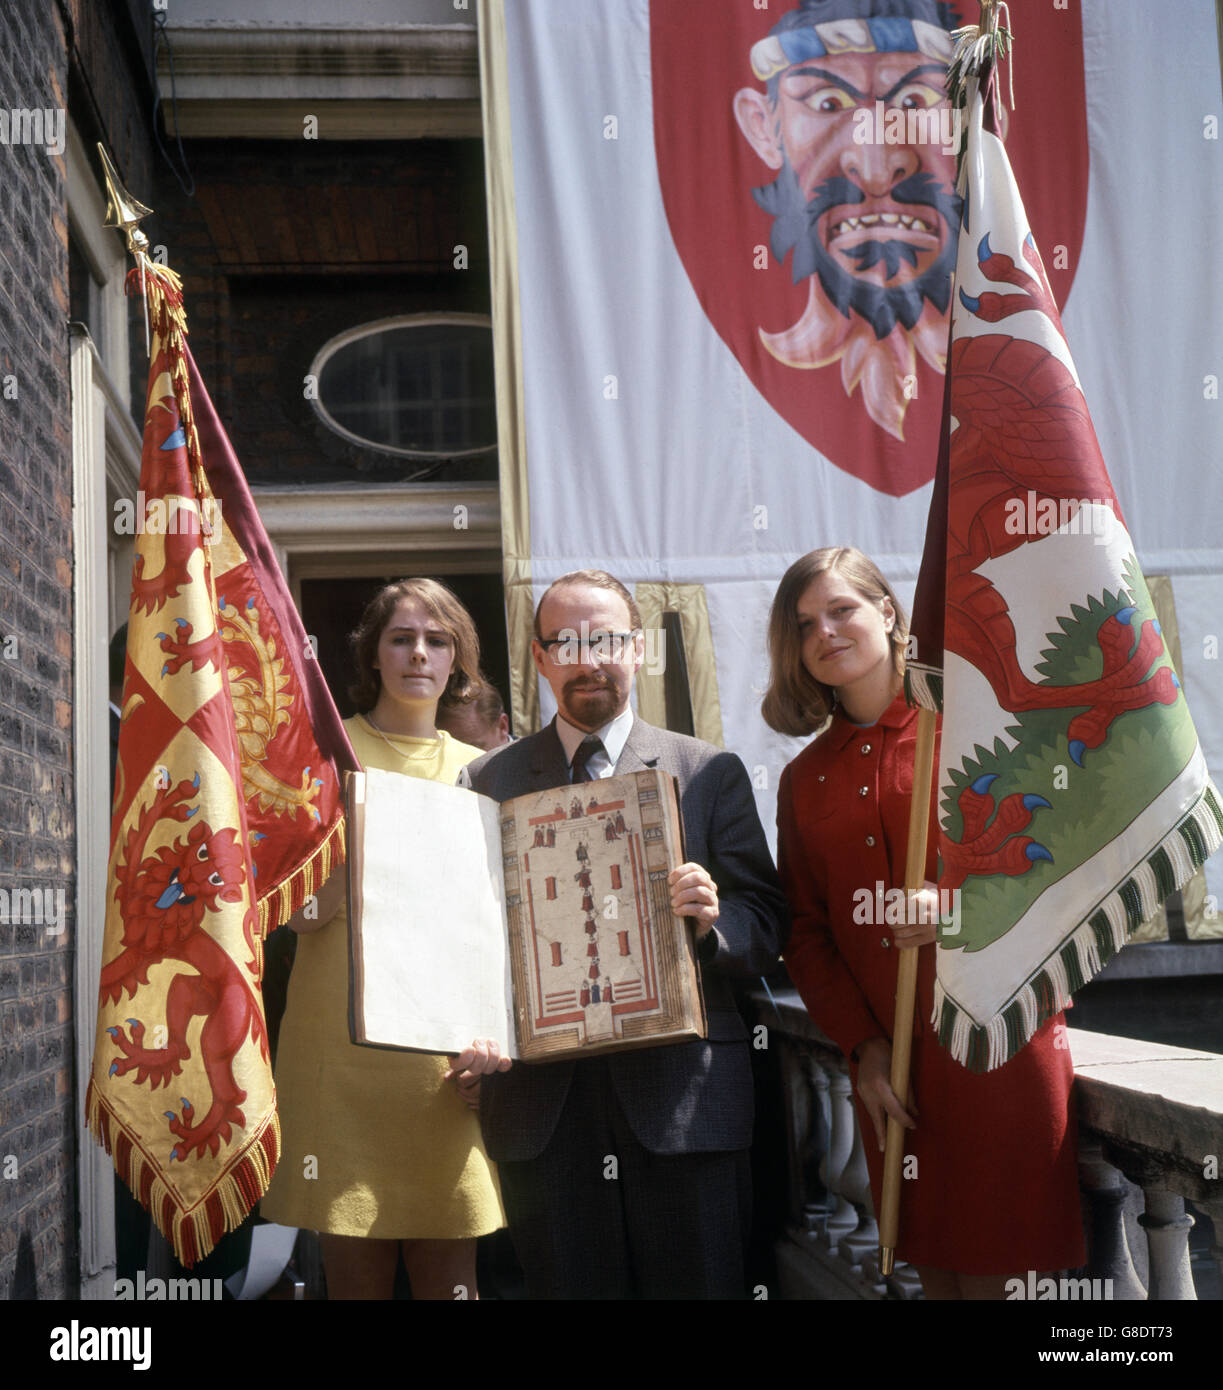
[{"xmin": 778, "ymin": 694, "xmax": 1084, "ymax": 1275}]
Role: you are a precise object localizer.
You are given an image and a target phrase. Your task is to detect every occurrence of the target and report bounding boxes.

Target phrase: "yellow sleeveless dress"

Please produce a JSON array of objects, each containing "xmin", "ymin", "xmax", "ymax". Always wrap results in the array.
[{"xmin": 261, "ymin": 716, "xmax": 504, "ymax": 1238}]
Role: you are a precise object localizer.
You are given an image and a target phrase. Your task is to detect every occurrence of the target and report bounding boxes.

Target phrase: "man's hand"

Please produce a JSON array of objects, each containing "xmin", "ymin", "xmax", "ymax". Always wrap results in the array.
[
  {"xmin": 668, "ymin": 862, "xmax": 719, "ymax": 940},
  {"xmin": 853, "ymin": 1036, "xmax": 918, "ymax": 1153},
  {"xmin": 887, "ymin": 879, "xmax": 941, "ymax": 949},
  {"xmin": 443, "ymin": 1038, "xmax": 512, "ymax": 1111}
]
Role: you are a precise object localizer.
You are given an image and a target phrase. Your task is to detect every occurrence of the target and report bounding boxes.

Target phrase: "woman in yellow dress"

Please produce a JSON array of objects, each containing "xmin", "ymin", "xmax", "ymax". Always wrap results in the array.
[{"xmin": 261, "ymin": 578, "xmax": 510, "ymax": 1298}]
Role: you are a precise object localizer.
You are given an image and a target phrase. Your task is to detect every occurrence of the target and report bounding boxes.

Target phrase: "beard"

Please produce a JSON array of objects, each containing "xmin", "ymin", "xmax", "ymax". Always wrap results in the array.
[
  {"xmin": 559, "ymin": 674, "xmax": 626, "ymax": 731},
  {"xmin": 753, "ymin": 155, "xmax": 961, "ymax": 340}
]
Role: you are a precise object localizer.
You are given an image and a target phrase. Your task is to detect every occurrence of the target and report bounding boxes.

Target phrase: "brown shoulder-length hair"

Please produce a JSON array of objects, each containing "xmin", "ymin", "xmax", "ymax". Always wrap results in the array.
[
  {"xmin": 348, "ymin": 578, "xmax": 482, "ymax": 713},
  {"xmin": 761, "ymin": 547, "xmax": 909, "ymax": 737}
]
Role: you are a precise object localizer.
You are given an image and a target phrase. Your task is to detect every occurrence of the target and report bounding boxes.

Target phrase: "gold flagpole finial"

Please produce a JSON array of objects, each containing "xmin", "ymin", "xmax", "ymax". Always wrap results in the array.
[
  {"xmin": 96, "ymin": 143, "xmax": 160, "ymax": 355},
  {"xmin": 97, "ymin": 143, "xmax": 154, "ymax": 258}
]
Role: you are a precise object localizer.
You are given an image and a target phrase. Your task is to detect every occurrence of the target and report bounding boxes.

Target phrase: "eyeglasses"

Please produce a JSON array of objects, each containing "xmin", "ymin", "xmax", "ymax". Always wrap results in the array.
[{"xmin": 537, "ymin": 630, "xmax": 640, "ymax": 662}]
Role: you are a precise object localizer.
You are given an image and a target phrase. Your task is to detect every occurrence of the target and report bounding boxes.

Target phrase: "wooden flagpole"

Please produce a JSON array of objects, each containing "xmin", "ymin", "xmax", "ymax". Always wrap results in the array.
[
  {"xmin": 878, "ymin": 0, "xmax": 1005, "ymax": 1281},
  {"xmin": 878, "ymin": 706, "xmax": 937, "ymax": 1275}
]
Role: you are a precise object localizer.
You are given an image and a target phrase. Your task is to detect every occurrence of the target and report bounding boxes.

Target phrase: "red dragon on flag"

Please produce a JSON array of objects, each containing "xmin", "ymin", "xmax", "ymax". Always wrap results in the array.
[
  {"xmin": 906, "ymin": 33, "xmax": 1222, "ymax": 1070},
  {"xmin": 86, "ymin": 257, "xmax": 357, "ymax": 1265}
]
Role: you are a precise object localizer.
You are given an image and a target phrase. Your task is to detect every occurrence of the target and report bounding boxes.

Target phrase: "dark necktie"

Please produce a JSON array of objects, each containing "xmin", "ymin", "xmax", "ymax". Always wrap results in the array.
[{"xmin": 570, "ymin": 735, "xmax": 605, "ymax": 784}]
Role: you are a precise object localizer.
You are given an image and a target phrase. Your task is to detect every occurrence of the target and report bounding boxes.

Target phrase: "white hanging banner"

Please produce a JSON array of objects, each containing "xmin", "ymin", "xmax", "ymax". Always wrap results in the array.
[{"xmin": 479, "ymin": 0, "xmax": 1223, "ymax": 919}]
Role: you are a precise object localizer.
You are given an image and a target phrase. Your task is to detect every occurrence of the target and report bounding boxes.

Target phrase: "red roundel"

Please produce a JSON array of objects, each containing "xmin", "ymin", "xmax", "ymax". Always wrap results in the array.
[{"xmin": 649, "ymin": 0, "xmax": 1087, "ymax": 497}]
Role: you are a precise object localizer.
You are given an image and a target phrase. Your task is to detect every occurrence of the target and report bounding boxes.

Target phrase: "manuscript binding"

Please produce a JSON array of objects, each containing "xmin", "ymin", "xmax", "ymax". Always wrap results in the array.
[{"xmin": 345, "ymin": 767, "xmax": 706, "ymax": 1062}]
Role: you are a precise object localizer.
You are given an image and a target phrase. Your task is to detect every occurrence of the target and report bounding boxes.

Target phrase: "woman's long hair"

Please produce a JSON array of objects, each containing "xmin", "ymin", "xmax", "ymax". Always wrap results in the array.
[
  {"xmin": 761, "ymin": 547, "xmax": 909, "ymax": 737},
  {"xmin": 348, "ymin": 577, "xmax": 482, "ymax": 714}
]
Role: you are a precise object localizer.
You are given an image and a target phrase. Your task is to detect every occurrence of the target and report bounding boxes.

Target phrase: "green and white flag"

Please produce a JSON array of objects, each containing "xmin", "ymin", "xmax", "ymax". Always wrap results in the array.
[{"xmin": 907, "ymin": 53, "xmax": 1223, "ymax": 1071}]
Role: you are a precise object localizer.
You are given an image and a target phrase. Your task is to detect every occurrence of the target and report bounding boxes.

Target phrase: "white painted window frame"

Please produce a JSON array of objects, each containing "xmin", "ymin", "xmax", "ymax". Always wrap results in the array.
[
  {"xmin": 67, "ymin": 121, "xmax": 142, "ymax": 1300},
  {"xmin": 308, "ymin": 313, "xmax": 497, "ymax": 461},
  {"xmin": 251, "ymin": 479, "xmax": 502, "ymax": 609}
]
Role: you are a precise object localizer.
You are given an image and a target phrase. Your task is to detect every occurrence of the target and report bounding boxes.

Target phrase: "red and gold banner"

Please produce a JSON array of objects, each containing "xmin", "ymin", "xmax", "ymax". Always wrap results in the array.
[{"xmin": 86, "ymin": 263, "xmax": 356, "ymax": 1265}]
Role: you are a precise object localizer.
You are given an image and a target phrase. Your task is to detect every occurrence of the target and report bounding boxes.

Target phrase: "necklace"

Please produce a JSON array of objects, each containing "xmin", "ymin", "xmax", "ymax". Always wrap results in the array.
[{"xmin": 363, "ymin": 713, "xmax": 440, "ymax": 761}]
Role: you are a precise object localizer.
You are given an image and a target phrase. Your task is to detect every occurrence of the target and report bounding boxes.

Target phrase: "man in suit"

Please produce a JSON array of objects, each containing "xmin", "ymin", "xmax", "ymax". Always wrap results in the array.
[{"xmin": 461, "ymin": 570, "xmax": 787, "ymax": 1298}]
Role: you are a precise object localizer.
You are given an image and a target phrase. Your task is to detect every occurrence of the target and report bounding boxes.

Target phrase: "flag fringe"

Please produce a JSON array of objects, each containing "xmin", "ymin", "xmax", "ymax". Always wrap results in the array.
[
  {"xmin": 257, "ymin": 811, "xmax": 347, "ymax": 936},
  {"xmin": 904, "ymin": 663, "xmax": 944, "ymax": 712},
  {"xmin": 932, "ymin": 780, "xmax": 1223, "ymax": 1072},
  {"xmin": 85, "ymin": 1077, "xmax": 281, "ymax": 1269},
  {"xmin": 125, "ymin": 262, "xmax": 209, "ymax": 512},
  {"xmin": 947, "ymin": 7, "xmax": 1015, "ymax": 112}
]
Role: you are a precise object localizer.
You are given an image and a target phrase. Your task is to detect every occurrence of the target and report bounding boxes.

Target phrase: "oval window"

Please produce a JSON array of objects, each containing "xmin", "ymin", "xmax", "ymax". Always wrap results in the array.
[{"xmin": 310, "ymin": 315, "xmax": 497, "ymax": 458}]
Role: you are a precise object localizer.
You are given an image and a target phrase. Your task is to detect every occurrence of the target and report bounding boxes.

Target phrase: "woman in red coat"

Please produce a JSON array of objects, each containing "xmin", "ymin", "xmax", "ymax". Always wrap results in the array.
[{"xmin": 764, "ymin": 547, "xmax": 1083, "ymax": 1299}]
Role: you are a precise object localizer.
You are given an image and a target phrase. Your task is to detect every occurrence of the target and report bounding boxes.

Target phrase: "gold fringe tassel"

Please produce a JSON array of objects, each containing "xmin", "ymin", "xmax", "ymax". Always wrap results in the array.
[
  {"xmin": 256, "ymin": 811, "xmax": 346, "ymax": 936},
  {"xmin": 86, "ymin": 1077, "xmax": 281, "ymax": 1269}
]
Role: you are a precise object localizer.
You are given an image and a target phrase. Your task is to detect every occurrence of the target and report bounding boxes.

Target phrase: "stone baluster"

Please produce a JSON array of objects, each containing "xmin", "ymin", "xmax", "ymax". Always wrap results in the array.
[
  {"xmin": 832, "ymin": 1089, "xmax": 920, "ymax": 1299},
  {"xmin": 802, "ymin": 1050, "xmax": 832, "ymax": 1240},
  {"xmin": 1103, "ymin": 1144, "xmax": 1197, "ymax": 1300},
  {"xmin": 757, "ymin": 991, "xmax": 1223, "ymax": 1302},
  {"xmin": 778, "ymin": 1037, "xmax": 816, "ymax": 1233},
  {"xmin": 1137, "ymin": 1188, "xmax": 1196, "ymax": 1300},
  {"xmin": 836, "ymin": 1102, "xmax": 879, "ymax": 1272},
  {"xmin": 821, "ymin": 1061, "xmax": 859, "ymax": 1250},
  {"xmin": 1077, "ymin": 1140, "xmax": 1145, "ymax": 1301},
  {"xmin": 1196, "ymin": 1197, "xmax": 1223, "ymax": 1296}
]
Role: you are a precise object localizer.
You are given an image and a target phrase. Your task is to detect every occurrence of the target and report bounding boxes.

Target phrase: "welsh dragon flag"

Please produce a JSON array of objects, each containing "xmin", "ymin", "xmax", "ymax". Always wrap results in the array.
[
  {"xmin": 86, "ymin": 262, "xmax": 357, "ymax": 1265},
  {"xmin": 907, "ymin": 57, "xmax": 1223, "ymax": 1071}
]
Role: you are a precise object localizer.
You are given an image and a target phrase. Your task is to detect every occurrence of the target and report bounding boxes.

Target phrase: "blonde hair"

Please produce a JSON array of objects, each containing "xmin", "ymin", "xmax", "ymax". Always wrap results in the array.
[
  {"xmin": 349, "ymin": 577, "xmax": 482, "ymax": 713},
  {"xmin": 762, "ymin": 547, "xmax": 908, "ymax": 736}
]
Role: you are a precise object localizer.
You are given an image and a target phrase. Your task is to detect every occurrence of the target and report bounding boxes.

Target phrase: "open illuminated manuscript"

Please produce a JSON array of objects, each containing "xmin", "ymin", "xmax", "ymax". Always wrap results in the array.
[{"xmin": 345, "ymin": 768, "xmax": 706, "ymax": 1061}]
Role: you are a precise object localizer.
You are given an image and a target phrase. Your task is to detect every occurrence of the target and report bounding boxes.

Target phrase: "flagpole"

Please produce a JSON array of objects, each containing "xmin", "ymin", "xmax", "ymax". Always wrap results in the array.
[
  {"xmin": 878, "ymin": 705, "xmax": 937, "ymax": 1275},
  {"xmin": 877, "ymin": 0, "xmax": 1006, "ymax": 1279},
  {"xmin": 96, "ymin": 144, "xmax": 156, "ymax": 355}
]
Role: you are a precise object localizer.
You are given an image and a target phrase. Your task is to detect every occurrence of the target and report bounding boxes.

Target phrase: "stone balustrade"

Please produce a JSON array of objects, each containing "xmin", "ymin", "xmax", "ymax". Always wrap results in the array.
[
  {"xmin": 1072, "ymin": 1029, "xmax": 1222, "ymax": 1302},
  {"xmin": 753, "ymin": 987, "xmax": 1222, "ymax": 1301}
]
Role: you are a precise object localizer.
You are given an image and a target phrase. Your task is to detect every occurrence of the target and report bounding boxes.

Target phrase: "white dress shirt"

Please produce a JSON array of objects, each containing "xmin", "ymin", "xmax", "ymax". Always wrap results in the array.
[
  {"xmin": 555, "ymin": 706, "xmax": 634, "ymax": 781},
  {"xmin": 456, "ymin": 706, "xmax": 635, "ymax": 788}
]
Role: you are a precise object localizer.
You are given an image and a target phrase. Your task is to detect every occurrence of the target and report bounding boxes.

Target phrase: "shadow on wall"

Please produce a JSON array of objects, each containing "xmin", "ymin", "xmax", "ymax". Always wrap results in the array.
[{"xmin": 10, "ymin": 1228, "xmax": 36, "ymax": 1299}]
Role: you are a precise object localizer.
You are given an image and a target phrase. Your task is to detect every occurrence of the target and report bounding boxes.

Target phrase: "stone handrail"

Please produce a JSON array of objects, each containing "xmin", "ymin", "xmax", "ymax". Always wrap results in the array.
[
  {"xmin": 752, "ymin": 987, "xmax": 1222, "ymax": 1301},
  {"xmin": 1071, "ymin": 1029, "xmax": 1222, "ymax": 1301}
]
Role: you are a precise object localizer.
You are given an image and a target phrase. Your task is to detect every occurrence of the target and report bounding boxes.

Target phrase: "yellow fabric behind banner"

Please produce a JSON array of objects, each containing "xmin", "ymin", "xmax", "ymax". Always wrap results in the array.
[
  {"xmin": 634, "ymin": 582, "xmax": 725, "ymax": 748},
  {"xmin": 1133, "ymin": 578, "xmax": 1217, "ymax": 941},
  {"xmin": 478, "ymin": 0, "xmax": 538, "ymax": 735}
]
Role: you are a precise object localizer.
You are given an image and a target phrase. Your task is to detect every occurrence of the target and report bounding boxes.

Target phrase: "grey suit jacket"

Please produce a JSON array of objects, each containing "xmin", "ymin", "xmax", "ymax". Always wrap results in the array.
[{"xmin": 466, "ymin": 716, "xmax": 788, "ymax": 1162}]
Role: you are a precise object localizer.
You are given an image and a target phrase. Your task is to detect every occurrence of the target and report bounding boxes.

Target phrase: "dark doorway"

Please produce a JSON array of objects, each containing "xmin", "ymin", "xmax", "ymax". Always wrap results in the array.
[{"xmin": 298, "ymin": 572, "xmax": 512, "ymax": 729}]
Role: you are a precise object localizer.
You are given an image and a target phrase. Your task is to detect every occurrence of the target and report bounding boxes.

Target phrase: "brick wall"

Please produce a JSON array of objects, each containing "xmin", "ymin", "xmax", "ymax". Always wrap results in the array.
[
  {"xmin": 61, "ymin": 0, "xmax": 160, "ymax": 414},
  {"xmin": 159, "ymin": 138, "xmax": 493, "ymax": 485},
  {"xmin": 0, "ymin": 0, "xmax": 157, "ymax": 1301},
  {"xmin": 0, "ymin": 0, "xmax": 76, "ymax": 1300},
  {"xmin": 62, "ymin": 0, "xmax": 156, "ymax": 199}
]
